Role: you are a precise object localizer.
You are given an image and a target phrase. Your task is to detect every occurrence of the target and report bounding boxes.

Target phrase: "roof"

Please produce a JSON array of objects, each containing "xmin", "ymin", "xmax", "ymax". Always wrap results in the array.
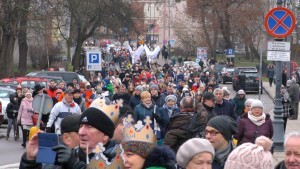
[{"xmin": 1, "ymin": 77, "xmax": 48, "ymax": 83}]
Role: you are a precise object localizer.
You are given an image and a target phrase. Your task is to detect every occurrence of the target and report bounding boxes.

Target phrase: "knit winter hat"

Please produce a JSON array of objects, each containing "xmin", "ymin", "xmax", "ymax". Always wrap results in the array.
[
  {"xmin": 207, "ymin": 115, "xmax": 237, "ymax": 142},
  {"xmin": 34, "ymin": 84, "xmax": 43, "ymax": 91},
  {"xmin": 237, "ymin": 89, "xmax": 245, "ymax": 95},
  {"xmin": 222, "ymin": 87, "xmax": 230, "ymax": 97},
  {"xmin": 80, "ymin": 107, "xmax": 115, "ymax": 138},
  {"xmin": 150, "ymin": 84, "xmax": 159, "ymax": 91},
  {"xmin": 224, "ymin": 136, "xmax": 274, "ymax": 169},
  {"xmin": 176, "ymin": 138, "xmax": 215, "ymax": 168},
  {"xmin": 165, "ymin": 95, "xmax": 177, "ymax": 102},
  {"xmin": 135, "ymin": 85, "xmax": 144, "ymax": 92},
  {"xmin": 250, "ymin": 99, "xmax": 263, "ymax": 110}
]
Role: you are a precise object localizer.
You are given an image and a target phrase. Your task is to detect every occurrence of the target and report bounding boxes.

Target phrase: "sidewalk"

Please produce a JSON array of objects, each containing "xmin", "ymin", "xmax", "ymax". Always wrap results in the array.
[{"xmin": 263, "ymin": 82, "xmax": 300, "ymax": 164}]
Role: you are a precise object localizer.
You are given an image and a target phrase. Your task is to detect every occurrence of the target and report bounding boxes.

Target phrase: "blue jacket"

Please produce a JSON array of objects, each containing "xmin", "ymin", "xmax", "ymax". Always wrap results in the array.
[
  {"xmin": 156, "ymin": 105, "xmax": 180, "ymax": 139},
  {"xmin": 267, "ymin": 68, "xmax": 275, "ymax": 78},
  {"xmin": 214, "ymin": 99, "xmax": 237, "ymax": 120}
]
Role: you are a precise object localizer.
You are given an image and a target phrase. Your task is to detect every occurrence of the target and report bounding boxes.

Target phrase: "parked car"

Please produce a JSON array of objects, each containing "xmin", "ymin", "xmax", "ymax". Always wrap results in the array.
[
  {"xmin": 233, "ymin": 70, "xmax": 262, "ymax": 93},
  {"xmin": 0, "ymin": 83, "xmax": 18, "ymax": 90},
  {"xmin": 26, "ymin": 71, "xmax": 80, "ymax": 84},
  {"xmin": 79, "ymin": 75, "xmax": 90, "ymax": 86},
  {"xmin": 26, "ymin": 75, "xmax": 66, "ymax": 86},
  {"xmin": 0, "ymin": 87, "xmax": 16, "ymax": 126},
  {"xmin": 232, "ymin": 67, "xmax": 257, "ymax": 90},
  {"xmin": 183, "ymin": 61, "xmax": 200, "ymax": 69},
  {"xmin": 221, "ymin": 67, "xmax": 235, "ymax": 84},
  {"xmin": 0, "ymin": 77, "xmax": 48, "ymax": 89}
]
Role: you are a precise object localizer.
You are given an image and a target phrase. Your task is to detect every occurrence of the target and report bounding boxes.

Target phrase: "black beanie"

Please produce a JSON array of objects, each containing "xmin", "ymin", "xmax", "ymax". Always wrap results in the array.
[
  {"xmin": 34, "ymin": 84, "xmax": 43, "ymax": 91},
  {"xmin": 61, "ymin": 114, "xmax": 81, "ymax": 134},
  {"xmin": 80, "ymin": 107, "xmax": 115, "ymax": 138},
  {"xmin": 207, "ymin": 115, "xmax": 237, "ymax": 142}
]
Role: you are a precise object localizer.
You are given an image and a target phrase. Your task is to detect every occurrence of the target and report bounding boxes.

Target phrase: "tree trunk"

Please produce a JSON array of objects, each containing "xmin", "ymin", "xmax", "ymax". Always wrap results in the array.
[
  {"xmin": 215, "ymin": 9, "xmax": 232, "ymax": 48},
  {"xmin": 73, "ymin": 37, "xmax": 84, "ymax": 71},
  {"xmin": 0, "ymin": 34, "xmax": 16, "ymax": 78},
  {"xmin": 18, "ymin": 29, "xmax": 28, "ymax": 73},
  {"xmin": 18, "ymin": 0, "xmax": 31, "ymax": 74},
  {"xmin": 200, "ymin": 6, "xmax": 214, "ymax": 59}
]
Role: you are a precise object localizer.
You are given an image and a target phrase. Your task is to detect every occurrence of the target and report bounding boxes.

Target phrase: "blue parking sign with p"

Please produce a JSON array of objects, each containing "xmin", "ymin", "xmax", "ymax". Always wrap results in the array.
[
  {"xmin": 89, "ymin": 53, "xmax": 99, "ymax": 63},
  {"xmin": 86, "ymin": 50, "xmax": 101, "ymax": 71}
]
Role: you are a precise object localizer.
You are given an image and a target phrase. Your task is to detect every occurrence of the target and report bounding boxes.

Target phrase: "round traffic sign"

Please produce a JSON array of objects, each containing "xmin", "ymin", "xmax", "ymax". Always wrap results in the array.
[{"xmin": 264, "ymin": 7, "xmax": 296, "ymax": 38}]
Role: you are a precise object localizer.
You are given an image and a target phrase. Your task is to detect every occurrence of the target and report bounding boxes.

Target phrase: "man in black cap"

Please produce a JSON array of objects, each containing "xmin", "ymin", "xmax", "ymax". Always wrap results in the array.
[
  {"xmin": 205, "ymin": 115, "xmax": 237, "ymax": 169},
  {"xmin": 21, "ymin": 105, "xmax": 120, "ymax": 168}
]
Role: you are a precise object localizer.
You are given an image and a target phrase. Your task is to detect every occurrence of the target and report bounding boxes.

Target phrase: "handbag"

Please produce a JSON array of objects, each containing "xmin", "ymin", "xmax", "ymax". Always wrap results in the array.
[
  {"xmin": 289, "ymin": 105, "xmax": 295, "ymax": 117},
  {"xmin": 32, "ymin": 113, "xmax": 43, "ymax": 126}
]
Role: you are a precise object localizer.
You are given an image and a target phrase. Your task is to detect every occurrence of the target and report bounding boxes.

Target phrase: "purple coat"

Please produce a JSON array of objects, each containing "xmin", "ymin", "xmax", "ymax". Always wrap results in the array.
[{"xmin": 234, "ymin": 113, "xmax": 274, "ymax": 145}]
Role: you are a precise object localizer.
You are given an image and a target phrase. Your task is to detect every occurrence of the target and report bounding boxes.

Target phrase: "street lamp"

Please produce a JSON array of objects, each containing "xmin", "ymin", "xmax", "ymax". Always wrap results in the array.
[{"xmin": 272, "ymin": 0, "xmax": 285, "ymax": 152}]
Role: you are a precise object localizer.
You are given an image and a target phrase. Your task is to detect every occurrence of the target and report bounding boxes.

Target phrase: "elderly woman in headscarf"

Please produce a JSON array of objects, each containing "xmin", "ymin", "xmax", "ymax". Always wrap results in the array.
[
  {"xmin": 156, "ymin": 95, "xmax": 180, "ymax": 140},
  {"xmin": 234, "ymin": 99, "xmax": 274, "ymax": 146}
]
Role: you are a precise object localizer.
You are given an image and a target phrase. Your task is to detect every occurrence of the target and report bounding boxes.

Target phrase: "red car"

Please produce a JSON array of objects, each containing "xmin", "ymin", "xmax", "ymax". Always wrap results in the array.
[{"xmin": 0, "ymin": 77, "xmax": 48, "ymax": 89}]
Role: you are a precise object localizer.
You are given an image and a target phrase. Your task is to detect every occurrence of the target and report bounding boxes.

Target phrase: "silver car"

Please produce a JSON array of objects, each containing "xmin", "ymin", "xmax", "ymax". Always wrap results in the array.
[{"xmin": 0, "ymin": 86, "xmax": 16, "ymax": 126}]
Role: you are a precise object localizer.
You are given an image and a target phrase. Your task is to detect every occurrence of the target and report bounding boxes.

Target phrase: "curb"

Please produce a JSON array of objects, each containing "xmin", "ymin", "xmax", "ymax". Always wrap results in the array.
[{"xmin": 263, "ymin": 86, "xmax": 274, "ymax": 99}]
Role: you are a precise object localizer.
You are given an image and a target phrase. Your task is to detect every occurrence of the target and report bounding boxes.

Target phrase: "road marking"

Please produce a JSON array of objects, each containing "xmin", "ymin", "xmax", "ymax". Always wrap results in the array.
[{"xmin": 0, "ymin": 163, "xmax": 19, "ymax": 169}]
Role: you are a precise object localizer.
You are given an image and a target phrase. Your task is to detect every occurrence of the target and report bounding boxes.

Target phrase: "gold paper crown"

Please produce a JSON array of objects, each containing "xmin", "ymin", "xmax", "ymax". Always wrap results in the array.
[
  {"xmin": 122, "ymin": 115, "xmax": 157, "ymax": 144},
  {"xmin": 87, "ymin": 142, "xmax": 125, "ymax": 169},
  {"xmin": 89, "ymin": 98, "xmax": 123, "ymax": 126}
]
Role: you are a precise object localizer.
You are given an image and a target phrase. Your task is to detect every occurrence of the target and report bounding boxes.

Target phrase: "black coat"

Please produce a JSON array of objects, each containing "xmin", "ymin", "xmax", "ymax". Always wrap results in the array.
[{"xmin": 6, "ymin": 94, "xmax": 19, "ymax": 119}]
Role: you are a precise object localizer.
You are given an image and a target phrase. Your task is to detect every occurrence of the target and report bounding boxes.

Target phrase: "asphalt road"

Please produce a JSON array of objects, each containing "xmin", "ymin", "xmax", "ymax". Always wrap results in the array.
[
  {"xmin": 0, "ymin": 82, "xmax": 274, "ymax": 168},
  {"xmin": 0, "ymin": 125, "xmax": 24, "ymax": 167}
]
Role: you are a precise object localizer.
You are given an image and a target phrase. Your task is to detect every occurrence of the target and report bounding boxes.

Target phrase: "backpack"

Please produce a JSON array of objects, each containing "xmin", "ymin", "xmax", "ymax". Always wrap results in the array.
[{"xmin": 186, "ymin": 112, "xmax": 206, "ymax": 139}]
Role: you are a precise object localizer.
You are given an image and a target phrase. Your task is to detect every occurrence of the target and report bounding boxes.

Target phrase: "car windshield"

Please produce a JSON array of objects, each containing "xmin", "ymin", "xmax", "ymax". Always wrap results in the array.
[
  {"xmin": 0, "ymin": 89, "xmax": 14, "ymax": 99},
  {"xmin": 214, "ymin": 65, "xmax": 225, "ymax": 72}
]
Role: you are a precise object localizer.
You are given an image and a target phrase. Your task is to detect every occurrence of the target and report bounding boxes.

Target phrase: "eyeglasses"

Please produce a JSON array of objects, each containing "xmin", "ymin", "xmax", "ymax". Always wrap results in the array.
[{"xmin": 205, "ymin": 130, "xmax": 220, "ymax": 137}]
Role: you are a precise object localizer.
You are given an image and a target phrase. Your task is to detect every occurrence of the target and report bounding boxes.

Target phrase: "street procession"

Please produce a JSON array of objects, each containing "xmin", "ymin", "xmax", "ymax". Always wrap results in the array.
[{"xmin": 0, "ymin": 0, "xmax": 299, "ymax": 169}]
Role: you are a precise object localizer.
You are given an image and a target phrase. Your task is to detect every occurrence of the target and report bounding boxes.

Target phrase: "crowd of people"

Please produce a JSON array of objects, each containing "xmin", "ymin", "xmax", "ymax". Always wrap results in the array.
[{"xmin": 4, "ymin": 48, "xmax": 300, "ymax": 169}]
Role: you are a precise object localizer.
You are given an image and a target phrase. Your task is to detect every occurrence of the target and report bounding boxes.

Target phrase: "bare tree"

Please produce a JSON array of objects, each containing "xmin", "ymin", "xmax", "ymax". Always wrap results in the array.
[
  {"xmin": 0, "ymin": 1, "xmax": 27, "ymax": 78},
  {"xmin": 18, "ymin": 0, "xmax": 31, "ymax": 73}
]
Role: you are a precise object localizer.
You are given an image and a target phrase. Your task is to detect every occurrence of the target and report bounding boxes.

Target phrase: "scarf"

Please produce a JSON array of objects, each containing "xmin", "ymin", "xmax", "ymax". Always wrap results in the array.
[
  {"xmin": 143, "ymin": 102, "xmax": 153, "ymax": 108},
  {"xmin": 215, "ymin": 142, "xmax": 232, "ymax": 165},
  {"xmin": 163, "ymin": 104, "xmax": 178, "ymax": 118},
  {"xmin": 248, "ymin": 111, "xmax": 266, "ymax": 126}
]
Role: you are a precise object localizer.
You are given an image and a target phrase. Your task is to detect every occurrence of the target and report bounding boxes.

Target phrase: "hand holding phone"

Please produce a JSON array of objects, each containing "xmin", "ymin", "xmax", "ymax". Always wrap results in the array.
[{"xmin": 36, "ymin": 133, "xmax": 59, "ymax": 164}]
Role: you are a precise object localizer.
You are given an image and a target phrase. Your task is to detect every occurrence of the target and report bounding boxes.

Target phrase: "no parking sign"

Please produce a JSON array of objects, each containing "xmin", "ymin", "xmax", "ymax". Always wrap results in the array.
[{"xmin": 264, "ymin": 7, "xmax": 296, "ymax": 38}]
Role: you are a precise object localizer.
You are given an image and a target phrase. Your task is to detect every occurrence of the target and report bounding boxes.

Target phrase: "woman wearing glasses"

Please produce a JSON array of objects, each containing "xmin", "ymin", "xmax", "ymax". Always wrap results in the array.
[{"xmin": 234, "ymin": 99, "xmax": 274, "ymax": 146}]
